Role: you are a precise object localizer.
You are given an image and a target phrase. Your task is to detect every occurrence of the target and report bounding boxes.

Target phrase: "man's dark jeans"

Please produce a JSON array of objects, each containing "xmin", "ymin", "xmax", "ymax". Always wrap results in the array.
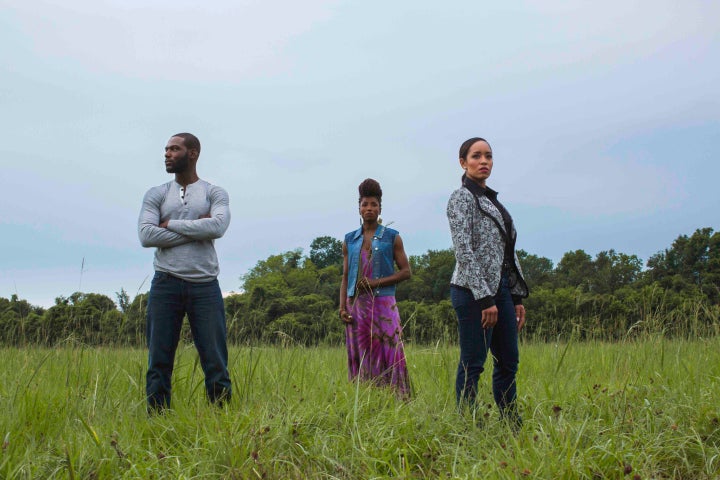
[
  {"xmin": 146, "ymin": 271, "xmax": 231, "ymax": 410},
  {"xmin": 451, "ymin": 274, "xmax": 519, "ymax": 420}
]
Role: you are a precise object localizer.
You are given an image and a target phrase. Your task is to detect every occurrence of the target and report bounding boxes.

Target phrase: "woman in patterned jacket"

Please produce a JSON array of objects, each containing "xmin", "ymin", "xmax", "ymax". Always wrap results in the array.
[{"xmin": 447, "ymin": 137, "xmax": 529, "ymax": 427}]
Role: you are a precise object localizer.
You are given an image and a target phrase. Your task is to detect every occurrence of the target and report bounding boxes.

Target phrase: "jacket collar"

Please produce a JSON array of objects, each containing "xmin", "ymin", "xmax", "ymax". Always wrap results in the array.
[
  {"xmin": 350, "ymin": 223, "xmax": 386, "ymax": 241},
  {"xmin": 462, "ymin": 174, "xmax": 508, "ymax": 237},
  {"xmin": 461, "ymin": 174, "xmax": 498, "ymax": 199}
]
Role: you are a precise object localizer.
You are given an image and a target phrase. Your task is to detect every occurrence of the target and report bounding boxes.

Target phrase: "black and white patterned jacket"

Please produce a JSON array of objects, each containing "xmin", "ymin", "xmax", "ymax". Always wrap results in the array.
[{"xmin": 447, "ymin": 177, "xmax": 529, "ymax": 309}]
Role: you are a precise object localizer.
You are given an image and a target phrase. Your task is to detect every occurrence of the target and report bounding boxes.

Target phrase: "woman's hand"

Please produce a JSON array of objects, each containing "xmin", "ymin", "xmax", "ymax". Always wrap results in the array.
[
  {"xmin": 515, "ymin": 304, "xmax": 526, "ymax": 332},
  {"xmin": 356, "ymin": 276, "xmax": 376, "ymax": 294},
  {"xmin": 339, "ymin": 307, "xmax": 353, "ymax": 324},
  {"xmin": 481, "ymin": 305, "xmax": 498, "ymax": 329}
]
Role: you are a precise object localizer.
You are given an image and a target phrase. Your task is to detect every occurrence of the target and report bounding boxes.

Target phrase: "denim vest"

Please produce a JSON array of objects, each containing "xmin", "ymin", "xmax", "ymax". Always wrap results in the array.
[{"xmin": 345, "ymin": 224, "xmax": 398, "ymax": 298}]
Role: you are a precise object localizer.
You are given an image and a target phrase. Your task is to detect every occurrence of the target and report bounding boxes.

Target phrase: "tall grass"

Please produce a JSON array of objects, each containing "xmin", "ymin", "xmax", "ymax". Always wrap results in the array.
[{"xmin": 1, "ymin": 337, "xmax": 719, "ymax": 478}]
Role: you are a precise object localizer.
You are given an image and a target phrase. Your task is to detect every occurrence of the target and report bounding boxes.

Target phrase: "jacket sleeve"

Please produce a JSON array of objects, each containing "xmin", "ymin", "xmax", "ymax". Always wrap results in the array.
[
  {"xmin": 447, "ymin": 190, "xmax": 495, "ymax": 308},
  {"xmin": 511, "ymin": 249, "xmax": 529, "ymax": 302},
  {"xmin": 166, "ymin": 186, "xmax": 231, "ymax": 240},
  {"xmin": 138, "ymin": 187, "xmax": 194, "ymax": 248}
]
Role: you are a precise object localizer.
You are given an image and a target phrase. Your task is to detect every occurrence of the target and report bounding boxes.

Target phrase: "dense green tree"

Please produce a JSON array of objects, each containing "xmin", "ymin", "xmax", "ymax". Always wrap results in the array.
[
  {"xmin": 516, "ymin": 250, "xmax": 554, "ymax": 290},
  {"xmin": 555, "ymin": 250, "xmax": 594, "ymax": 290},
  {"xmin": 646, "ymin": 228, "xmax": 720, "ymax": 302},
  {"xmin": 309, "ymin": 236, "xmax": 343, "ymax": 268},
  {"xmin": 0, "ymin": 295, "xmax": 45, "ymax": 344},
  {"xmin": 242, "ymin": 249, "xmax": 304, "ymax": 287},
  {"xmin": 41, "ymin": 292, "xmax": 119, "ymax": 344},
  {"xmin": 234, "ymin": 248, "xmax": 344, "ymax": 345},
  {"xmin": 115, "ymin": 288, "xmax": 131, "ymax": 313},
  {"xmin": 117, "ymin": 292, "xmax": 147, "ymax": 344},
  {"xmin": 1, "ymin": 226, "xmax": 719, "ymax": 346},
  {"xmin": 397, "ymin": 249, "xmax": 455, "ymax": 302},
  {"xmin": 592, "ymin": 250, "xmax": 643, "ymax": 294}
]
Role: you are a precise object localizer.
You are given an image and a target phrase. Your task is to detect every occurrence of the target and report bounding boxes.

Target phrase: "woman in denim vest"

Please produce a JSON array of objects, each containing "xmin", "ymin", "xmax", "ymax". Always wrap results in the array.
[
  {"xmin": 447, "ymin": 138, "xmax": 529, "ymax": 427},
  {"xmin": 339, "ymin": 178, "xmax": 412, "ymax": 396}
]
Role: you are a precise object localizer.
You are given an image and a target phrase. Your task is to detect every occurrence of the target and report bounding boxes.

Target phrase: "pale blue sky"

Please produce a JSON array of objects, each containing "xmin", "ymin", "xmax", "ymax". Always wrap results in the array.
[{"xmin": 1, "ymin": 0, "xmax": 718, "ymax": 308}]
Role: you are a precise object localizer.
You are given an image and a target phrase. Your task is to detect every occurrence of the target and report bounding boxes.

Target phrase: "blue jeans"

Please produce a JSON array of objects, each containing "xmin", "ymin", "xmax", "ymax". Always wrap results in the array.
[
  {"xmin": 146, "ymin": 272, "xmax": 231, "ymax": 410},
  {"xmin": 452, "ymin": 275, "xmax": 519, "ymax": 418}
]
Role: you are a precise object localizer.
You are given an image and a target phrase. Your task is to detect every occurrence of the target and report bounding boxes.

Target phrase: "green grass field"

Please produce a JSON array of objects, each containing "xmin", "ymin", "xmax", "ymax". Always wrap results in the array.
[{"xmin": 1, "ymin": 337, "xmax": 719, "ymax": 479}]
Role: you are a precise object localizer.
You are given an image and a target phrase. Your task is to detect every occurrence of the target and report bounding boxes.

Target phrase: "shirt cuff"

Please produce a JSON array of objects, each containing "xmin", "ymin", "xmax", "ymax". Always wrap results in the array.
[{"xmin": 477, "ymin": 296, "xmax": 495, "ymax": 310}]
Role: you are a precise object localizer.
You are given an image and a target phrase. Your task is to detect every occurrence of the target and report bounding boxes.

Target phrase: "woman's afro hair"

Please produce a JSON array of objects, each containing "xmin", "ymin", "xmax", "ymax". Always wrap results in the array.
[{"xmin": 358, "ymin": 178, "xmax": 382, "ymax": 204}]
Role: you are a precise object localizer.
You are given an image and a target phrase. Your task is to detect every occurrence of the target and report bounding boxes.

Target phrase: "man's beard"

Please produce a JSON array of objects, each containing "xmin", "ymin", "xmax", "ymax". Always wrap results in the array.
[{"xmin": 166, "ymin": 152, "xmax": 190, "ymax": 173}]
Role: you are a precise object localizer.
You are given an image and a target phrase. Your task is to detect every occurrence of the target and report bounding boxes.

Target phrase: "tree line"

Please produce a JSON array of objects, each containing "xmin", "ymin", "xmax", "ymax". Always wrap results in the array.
[{"xmin": 1, "ymin": 227, "xmax": 718, "ymax": 346}]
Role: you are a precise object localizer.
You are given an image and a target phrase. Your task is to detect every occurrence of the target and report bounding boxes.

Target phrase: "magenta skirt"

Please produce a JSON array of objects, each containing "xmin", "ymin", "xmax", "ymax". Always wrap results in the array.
[{"xmin": 345, "ymin": 251, "xmax": 411, "ymax": 396}]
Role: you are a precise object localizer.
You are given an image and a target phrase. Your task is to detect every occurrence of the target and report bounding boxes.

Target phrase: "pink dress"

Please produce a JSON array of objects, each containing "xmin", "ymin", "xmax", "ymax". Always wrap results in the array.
[{"xmin": 346, "ymin": 249, "xmax": 411, "ymax": 397}]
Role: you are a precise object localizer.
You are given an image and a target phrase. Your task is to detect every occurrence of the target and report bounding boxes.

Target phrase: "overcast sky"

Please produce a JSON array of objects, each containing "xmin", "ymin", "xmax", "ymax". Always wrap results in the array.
[{"xmin": 1, "ymin": 0, "xmax": 718, "ymax": 308}]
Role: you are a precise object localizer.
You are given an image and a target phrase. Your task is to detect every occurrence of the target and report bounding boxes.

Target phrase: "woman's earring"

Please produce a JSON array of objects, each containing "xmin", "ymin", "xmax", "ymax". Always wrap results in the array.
[{"xmin": 377, "ymin": 215, "xmax": 382, "ymax": 224}]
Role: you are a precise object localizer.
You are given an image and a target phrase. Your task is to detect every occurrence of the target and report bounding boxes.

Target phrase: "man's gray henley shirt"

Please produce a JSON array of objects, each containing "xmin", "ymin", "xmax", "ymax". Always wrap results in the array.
[{"xmin": 138, "ymin": 179, "xmax": 230, "ymax": 282}]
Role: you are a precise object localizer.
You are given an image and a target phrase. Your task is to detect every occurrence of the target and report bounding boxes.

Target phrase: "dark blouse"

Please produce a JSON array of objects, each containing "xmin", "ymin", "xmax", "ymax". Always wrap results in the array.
[{"xmin": 462, "ymin": 176, "xmax": 517, "ymax": 268}]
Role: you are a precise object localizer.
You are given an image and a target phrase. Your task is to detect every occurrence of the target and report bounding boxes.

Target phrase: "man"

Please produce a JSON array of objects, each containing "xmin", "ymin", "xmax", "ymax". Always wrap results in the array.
[{"xmin": 138, "ymin": 132, "xmax": 231, "ymax": 411}]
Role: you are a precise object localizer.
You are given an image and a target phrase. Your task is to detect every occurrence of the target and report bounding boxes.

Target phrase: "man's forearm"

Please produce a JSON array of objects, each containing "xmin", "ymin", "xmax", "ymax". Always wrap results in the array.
[
  {"xmin": 166, "ymin": 188, "xmax": 230, "ymax": 240},
  {"xmin": 139, "ymin": 224, "xmax": 194, "ymax": 248},
  {"xmin": 166, "ymin": 215, "xmax": 228, "ymax": 240}
]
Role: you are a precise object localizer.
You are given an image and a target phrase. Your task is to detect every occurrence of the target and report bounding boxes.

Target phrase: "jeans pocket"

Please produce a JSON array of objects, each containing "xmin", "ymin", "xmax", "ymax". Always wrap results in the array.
[{"xmin": 152, "ymin": 271, "xmax": 168, "ymax": 285}]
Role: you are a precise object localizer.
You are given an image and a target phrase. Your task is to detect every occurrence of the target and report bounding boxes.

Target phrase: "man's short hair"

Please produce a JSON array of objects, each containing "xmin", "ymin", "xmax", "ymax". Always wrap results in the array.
[{"xmin": 172, "ymin": 133, "xmax": 201, "ymax": 154}]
